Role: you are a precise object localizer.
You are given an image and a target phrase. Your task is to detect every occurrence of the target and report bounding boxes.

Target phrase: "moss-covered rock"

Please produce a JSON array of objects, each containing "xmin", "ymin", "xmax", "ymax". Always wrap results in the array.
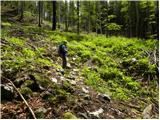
[
  {"xmin": 64, "ymin": 112, "xmax": 78, "ymax": 119},
  {"xmin": 19, "ymin": 87, "xmax": 32, "ymax": 99},
  {"xmin": 35, "ymin": 107, "xmax": 47, "ymax": 118}
]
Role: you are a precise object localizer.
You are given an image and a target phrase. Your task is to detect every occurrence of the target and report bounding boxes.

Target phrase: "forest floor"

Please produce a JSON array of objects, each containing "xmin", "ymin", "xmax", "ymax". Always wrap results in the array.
[{"xmin": 1, "ymin": 10, "xmax": 159, "ymax": 119}]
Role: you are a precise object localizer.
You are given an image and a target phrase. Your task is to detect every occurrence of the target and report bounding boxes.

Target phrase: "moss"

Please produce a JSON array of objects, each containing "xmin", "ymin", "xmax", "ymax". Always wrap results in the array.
[
  {"xmin": 23, "ymin": 80, "xmax": 34, "ymax": 87},
  {"xmin": 8, "ymin": 37, "xmax": 25, "ymax": 47},
  {"xmin": 22, "ymin": 48, "xmax": 36, "ymax": 58},
  {"xmin": 62, "ymin": 81, "xmax": 75, "ymax": 93},
  {"xmin": 33, "ymin": 73, "xmax": 50, "ymax": 87},
  {"xmin": 2, "ymin": 22, "xmax": 12, "ymax": 27},
  {"xmin": 64, "ymin": 112, "xmax": 78, "ymax": 119},
  {"xmin": 48, "ymin": 96, "xmax": 57, "ymax": 104},
  {"xmin": 91, "ymin": 55, "xmax": 103, "ymax": 65},
  {"xmin": 19, "ymin": 87, "xmax": 33, "ymax": 99}
]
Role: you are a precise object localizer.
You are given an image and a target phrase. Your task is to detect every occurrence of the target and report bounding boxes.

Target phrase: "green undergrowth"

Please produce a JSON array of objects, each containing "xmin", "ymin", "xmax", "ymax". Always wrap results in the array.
[{"xmin": 1, "ymin": 20, "xmax": 158, "ymax": 103}]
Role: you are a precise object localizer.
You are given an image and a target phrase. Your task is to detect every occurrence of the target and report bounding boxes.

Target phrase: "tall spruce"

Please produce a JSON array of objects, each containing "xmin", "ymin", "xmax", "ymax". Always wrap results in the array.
[{"xmin": 52, "ymin": 1, "xmax": 56, "ymax": 31}]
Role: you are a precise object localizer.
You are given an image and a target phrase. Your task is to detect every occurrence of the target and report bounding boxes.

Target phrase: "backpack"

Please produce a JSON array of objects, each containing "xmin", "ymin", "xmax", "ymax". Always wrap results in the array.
[{"xmin": 58, "ymin": 44, "xmax": 67, "ymax": 56}]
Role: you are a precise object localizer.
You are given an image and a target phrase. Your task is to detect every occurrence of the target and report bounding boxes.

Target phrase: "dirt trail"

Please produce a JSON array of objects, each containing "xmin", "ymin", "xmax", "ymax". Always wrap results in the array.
[{"xmin": 48, "ymin": 55, "xmax": 143, "ymax": 119}]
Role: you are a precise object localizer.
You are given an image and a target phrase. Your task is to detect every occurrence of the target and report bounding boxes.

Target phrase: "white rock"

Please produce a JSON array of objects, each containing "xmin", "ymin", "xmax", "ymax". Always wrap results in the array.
[
  {"xmin": 70, "ymin": 71, "xmax": 76, "ymax": 76},
  {"xmin": 88, "ymin": 108, "xmax": 104, "ymax": 118},
  {"xmin": 60, "ymin": 76, "xmax": 65, "ymax": 81},
  {"xmin": 82, "ymin": 87, "xmax": 89, "ymax": 94},
  {"xmin": 85, "ymin": 86, "xmax": 89, "ymax": 89},
  {"xmin": 51, "ymin": 78, "xmax": 57, "ymax": 83},
  {"xmin": 98, "ymin": 93, "xmax": 111, "ymax": 102},
  {"xmin": 70, "ymin": 80, "xmax": 77, "ymax": 85},
  {"xmin": 73, "ymin": 69, "xmax": 78, "ymax": 72},
  {"xmin": 132, "ymin": 58, "xmax": 137, "ymax": 62},
  {"xmin": 67, "ymin": 63, "xmax": 71, "ymax": 68},
  {"xmin": 142, "ymin": 104, "xmax": 153, "ymax": 119},
  {"xmin": 73, "ymin": 57, "xmax": 76, "ymax": 61}
]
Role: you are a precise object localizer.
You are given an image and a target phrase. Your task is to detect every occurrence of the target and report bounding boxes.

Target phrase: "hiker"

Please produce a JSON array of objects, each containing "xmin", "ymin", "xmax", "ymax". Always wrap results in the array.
[{"xmin": 58, "ymin": 41, "xmax": 68, "ymax": 68}]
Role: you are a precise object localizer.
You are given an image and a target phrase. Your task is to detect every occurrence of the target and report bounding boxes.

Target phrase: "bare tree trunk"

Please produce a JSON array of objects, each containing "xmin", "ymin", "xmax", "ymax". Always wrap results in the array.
[
  {"xmin": 95, "ymin": 2, "xmax": 98, "ymax": 35},
  {"xmin": 65, "ymin": 0, "xmax": 68, "ymax": 31},
  {"xmin": 88, "ymin": 1, "xmax": 91, "ymax": 33},
  {"xmin": 38, "ymin": 1, "xmax": 41, "ymax": 27},
  {"xmin": 105, "ymin": 2, "xmax": 108, "ymax": 37},
  {"xmin": 155, "ymin": 1, "xmax": 159, "ymax": 40},
  {"xmin": 135, "ymin": 2, "xmax": 139, "ymax": 37},
  {"xmin": 77, "ymin": 0, "xmax": 80, "ymax": 35},
  {"xmin": 58, "ymin": 1, "xmax": 61, "ymax": 29},
  {"xmin": 128, "ymin": 1, "xmax": 132, "ymax": 37},
  {"xmin": 41, "ymin": 2, "xmax": 44, "ymax": 24},
  {"xmin": 19, "ymin": 1, "xmax": 24, "ymax": 21},
  {"xmin": 146, "ymin": 1, "xmax": 150, "ymax": 38},
  {"xmin": 52, "ymin": 1, "xmax": 56, "ymax": 31}
]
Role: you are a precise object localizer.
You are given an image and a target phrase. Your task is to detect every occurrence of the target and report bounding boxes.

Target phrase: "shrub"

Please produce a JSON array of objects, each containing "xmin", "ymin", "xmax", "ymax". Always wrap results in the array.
[
  {"xmin": 113, "ymin": 87, "xmax": 129, "ymax": 101},
  {"xmin": 22, "ymin": 48, "xmax": 36, "ymax": 58},
  {"xmin": 98, "ymin": 67, "xmax": 123, "ymax": 80},
  {"xmin": 107, "ymin": 23, "xmax": 121, "ymax": 31},
  {"xmin": 35, "ymin": 58, "xmax": 53, "ymax": 67},
  {"xmin": 80, "ymin": 50, "xmax": 91, "ymax": 60},
  {"xmin": 8, "ymin": 37, "xmax": 25, "ymax": 47},
  {"xmin": 91, "ymin": 55, "xmax": 103, "ymax": 65}
]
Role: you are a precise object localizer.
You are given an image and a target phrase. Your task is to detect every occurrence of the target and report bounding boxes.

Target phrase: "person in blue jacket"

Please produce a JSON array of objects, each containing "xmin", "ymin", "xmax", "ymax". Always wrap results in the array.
[{"xmin": 58, "ymin": 41, "xmax": 68, "ymax": 68}]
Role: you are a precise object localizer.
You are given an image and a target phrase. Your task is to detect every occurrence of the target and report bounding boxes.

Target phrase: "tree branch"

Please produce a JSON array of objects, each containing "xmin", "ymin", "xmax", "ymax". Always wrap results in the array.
[{"xmin": 2, "ymin": 77, "xmax": 37, "ymax": 119}]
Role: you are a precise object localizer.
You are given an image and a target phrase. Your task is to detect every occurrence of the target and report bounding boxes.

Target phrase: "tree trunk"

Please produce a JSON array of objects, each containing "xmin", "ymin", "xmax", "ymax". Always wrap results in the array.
[
  {"xmin": 105, "ymin": 2, "xmax": 108, "ymax": 37},
  {"xmin": 38, "ymin": 1, "xmax": 41, "ymax": 27},
  {"xmin": 88, "ymin": 2, "xmax": 91, "ymax": 33},
  {"xmin": 95, "ymin": 1, "xmax": 98, "ymax": 35},
  {"xmin": 52, "ymin": 1, "xmax": 56, "ymax": 31},
  {"xmin": 155, "ymin": 1, "xmax": 159, "ymax": 40},
  {"xmin": 65, "ymin": 0, "xmax": 68, "ymax": 31},
  {"xmin": 99, "ymin": 2, "xmax": 103, "ymax": 34},
  {"xmin": 77, "ymin": 0, "xmax": 80, "ymax": 35},
  {"xmin": 129, "ymin": 2, "xmax": 132, "ymax": 37},
  {"xmin": 135, "ymin": 2, "xmax": 139, "ymax": 37},
  {"xmin": 58, "ymin": 1, "xmax": 61, "ymax": 29},
  {"xmin": 41, "ymin": 2, "xmax": 44, "ymax": 24},
  {"xmin": 146, "ymin": 1, "xmax": 150, "ymax": 39},
  {"xmin": 19, "ymin": 1, "xmax": 24, "ymax": 21}
]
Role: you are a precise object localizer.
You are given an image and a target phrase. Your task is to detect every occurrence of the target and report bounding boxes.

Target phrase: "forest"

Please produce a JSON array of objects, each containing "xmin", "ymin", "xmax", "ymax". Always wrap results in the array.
[{"xmin": 1, "ymin": 0, "xmax": 159, "ymax": 119}]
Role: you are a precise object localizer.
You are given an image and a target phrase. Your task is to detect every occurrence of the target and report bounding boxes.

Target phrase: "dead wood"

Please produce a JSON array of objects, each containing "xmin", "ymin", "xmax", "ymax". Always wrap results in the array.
[{"xmin": 2, "ymin": 77, "xmax": 37, "ymax": 119}]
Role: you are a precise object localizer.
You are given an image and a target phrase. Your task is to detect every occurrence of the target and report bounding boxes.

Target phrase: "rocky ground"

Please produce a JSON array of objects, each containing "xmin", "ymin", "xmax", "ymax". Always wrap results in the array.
[{"xmin": 1, "ymin": 49, "xmax": 158, "ymax": 119}]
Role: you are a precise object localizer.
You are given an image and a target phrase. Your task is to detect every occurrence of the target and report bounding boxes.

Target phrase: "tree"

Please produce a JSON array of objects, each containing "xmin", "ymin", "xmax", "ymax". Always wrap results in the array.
[
  {"xmin": 57, "ymin": 1, "xmax": 62, "ymax": 29},
  {"xmin": 99, "ymin": 1, "xmax": 109, "ymax": 36},
  {"xmin": 52, "ymin": 1, "xmax": 56, "ymax": 31},
  {"xmin": 44, "ymin": 1, "xmax": 52, "ymax": 22},
  {"xmin": 155, "ymin": 1, "xmax": 159, "ymax": 40},
  {"xmin": 18, "ymin": 1, "xmax": 24, "ymax": 21},
  {"xmin": 65, "ymin": 0, "xmax": 69, "ymax": 31},
  {"xmin": 38, "ymin": 1, "xmax": 42, "ymax": 27},
  {"xmin": 2, "ymin": 1, "xmax": 157, "ymax": 39},
  {"xmin": 135, "ymin": 2, "xmax": 139, "ymax": 37},
  {"xmin": 77, "ymin": 0, "xmax": 80, "ymax": 35}
]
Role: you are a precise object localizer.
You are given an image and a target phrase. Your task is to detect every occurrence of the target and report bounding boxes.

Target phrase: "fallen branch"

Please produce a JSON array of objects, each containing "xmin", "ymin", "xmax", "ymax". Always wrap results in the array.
[{"xmin": 2, "ymin": 77, "xmax": 37, "ymax": 119}]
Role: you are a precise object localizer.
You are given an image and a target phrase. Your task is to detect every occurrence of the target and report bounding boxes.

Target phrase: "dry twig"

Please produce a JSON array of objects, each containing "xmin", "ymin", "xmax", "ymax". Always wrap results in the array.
[{"xmin": 2, "ymin": 77, "xmax": 37, "ymax": 119}]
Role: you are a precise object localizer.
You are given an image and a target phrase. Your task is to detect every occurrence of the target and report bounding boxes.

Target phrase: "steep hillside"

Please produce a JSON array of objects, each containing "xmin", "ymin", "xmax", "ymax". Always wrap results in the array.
[{"xmin": 1, "ymin": 18, "xmax": 159, "ymax": 119}]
